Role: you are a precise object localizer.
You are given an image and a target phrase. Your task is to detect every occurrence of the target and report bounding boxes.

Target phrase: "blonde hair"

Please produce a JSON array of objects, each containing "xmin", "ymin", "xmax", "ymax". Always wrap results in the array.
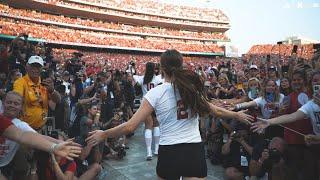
[
  {"xmin": 261, "ymin": 79, "xmax": 281, "ymax": 102},
  {"xmin": 248, "ymin": 78, "xmax": 261, "ymax": 88}
]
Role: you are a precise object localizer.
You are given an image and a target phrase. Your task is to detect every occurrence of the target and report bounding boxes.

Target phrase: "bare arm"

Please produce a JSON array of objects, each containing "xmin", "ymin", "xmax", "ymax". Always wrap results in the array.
[
  {"xmin": 106, "ymin": 99, "xmax": 153, "ymax": 137},
  {"xmin": 221, "ymin": 139, "xmax": 232, "ymax": 155},
  {"xmin": 3, "ymin": 125, "xmax": 55, "ymax": 153},
  {"xmin": 49, "ymin": 90, "xmax": 61, "ymax": 104},
  {"xmin": 78, "ymin": 96, "xmax": 97, "ymax": 105},
  {"xmin": 51, "ymin": 155, "xmax": 74, "ymax": 180},
  {"xmin": 83, "ymin": 84, "xmax": 95, "ymax": 95},
  {"xmin": 79, "ymin": 145, "xmax": 93, "ymax": 160},
  {"xmin": 235, "ymin": 100, "xmax": 257, "ymax": 110},
  {"xmin": 86, "ymin": 98, "xmax": 153, "ymax": 144},
  {"xmin": 249, "ymin": 160, "xmax": 263, "ymax": 176},
  {"xmin": 268, "ymin": 110, "xmax": 306, "ymax": 125},
  {"xmin": 3, "ymin": 126, "xmax": 81, "ymax": 160},
  {"xmin": 240, "ymin": 140, "xmax": 253, "ymax": 155},
  {"xmin": 209, "ymin": 103, "xmax": 254, "ymax": 124}
]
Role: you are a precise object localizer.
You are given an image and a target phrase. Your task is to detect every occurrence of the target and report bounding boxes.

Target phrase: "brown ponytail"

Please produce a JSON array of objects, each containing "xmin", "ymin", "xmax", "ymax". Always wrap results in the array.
[{"xmin": 160, "ymin": 49, "xmax": 211, "ymax": 117}]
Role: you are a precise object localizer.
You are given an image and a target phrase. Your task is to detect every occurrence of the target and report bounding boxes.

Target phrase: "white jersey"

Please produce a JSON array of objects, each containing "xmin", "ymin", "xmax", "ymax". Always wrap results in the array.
[
  {"xmin": 156, "ymin": 74, "xmax": 165, "ymax": 84},
  {"xmin": 299, "ymin": 100, "xmax": 320, "ymax": 135},
  {"xmin": 253, "ymin": 94, "xmax": 285, "ymax": 119},
  {"xmin": 133, "ymin": 75, "xmax": 162, "ymax": 96},
  {"xmin": 144, "ymin": 82, "xmax": 202, "ymax": 145},
  {"xmin": 0, "ymin": 118, "xmax": 36, "ymax": 167}
]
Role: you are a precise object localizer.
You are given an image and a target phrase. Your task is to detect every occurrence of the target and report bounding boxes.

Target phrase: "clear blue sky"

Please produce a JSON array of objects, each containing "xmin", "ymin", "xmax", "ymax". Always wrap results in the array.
[{"xmin": 159, "ymin": 0, "xmax": 320, "ymax": 54}]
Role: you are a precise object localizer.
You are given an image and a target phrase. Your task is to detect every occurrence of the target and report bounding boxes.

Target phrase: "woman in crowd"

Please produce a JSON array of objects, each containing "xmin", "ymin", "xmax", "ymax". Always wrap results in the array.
[
  {"xmin": 215, "ymin": 73, "xmax": 235, "ymax": 99},
  {"xmin": 133, "ymin": 62, "xmax": 162, "ymax": 160},
  {"xmin": 233, "ymin": 79, "xmax": 285, "ymax": 138},
  {"xmin": 252, "ymin": 70, "xmax": 320, "ymax": 180},
  {"xmin": 86, "ymin": 49, "xmax": 254, "ymax": 180},
  {"xmin": 46, "ymin": 132, "xmax": 101, "ymax": 180},
  {"xmin": 279, "ymin": 77, "xmax": 292, "ymax": 96}
]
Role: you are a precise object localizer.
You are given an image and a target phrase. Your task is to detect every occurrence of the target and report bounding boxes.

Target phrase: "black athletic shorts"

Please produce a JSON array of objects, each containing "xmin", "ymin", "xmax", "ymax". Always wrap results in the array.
[{"xmin": 156, "ymin": 142, "xmax": 207, "ymax": 179}]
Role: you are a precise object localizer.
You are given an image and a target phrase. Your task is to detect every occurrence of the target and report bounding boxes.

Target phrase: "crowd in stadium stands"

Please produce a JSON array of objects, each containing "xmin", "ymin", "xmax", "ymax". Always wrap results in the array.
[
  {"xmin": 0, "ymin": 4, "xmax": 228, "ymax": 40},
  {"xmin": 51, "ymin": 48, "xmax": 232, "ymax": 75},
  {"xmin": 40, "ymin": 0, "xmax": 229, "ymax": 27},
  {"xmin": 1, "ymin": 19, "xmax": 224, "ymax": 53},
  {"xmin": 248, "ymin": 44, "xmax": 314, "ymax": 60},
  {"xmin": 72, "ymin": 0, "xmax": 229, "ymax": 22},
  {"xmin": 0, "ymin": 32, "xmax": 320, "ymax": 180}
]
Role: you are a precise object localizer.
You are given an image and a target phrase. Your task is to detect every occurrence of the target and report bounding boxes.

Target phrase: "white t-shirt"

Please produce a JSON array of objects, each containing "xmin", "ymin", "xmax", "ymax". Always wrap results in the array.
[
  {"xmin": 299, "ymin": 100, "xmax": 320, "ymax": 135},
  {"xmin": 144, "ymin": 82, "xmax": 202, "ymax": 145},
  {"xmin": 0, "ymin": 118, "xmax": 36, "ymax": 167},
  {"xmin": 253, "ymin": 94, "xmax": 285, "ymax": 119},
  {"xmin": 156, "ymin": 74, "xmax": 165, "ymax": 84},
  {"xmin": 133, "ymin": 75, "xmax": 162, "ymax": 96},
  {"xmin": 62, "ymin": 81, "xmax": 71, "ymax": 95},
  {"xmin": 276, "ymin": 79, "xmax": 281, "ymax": 87}
]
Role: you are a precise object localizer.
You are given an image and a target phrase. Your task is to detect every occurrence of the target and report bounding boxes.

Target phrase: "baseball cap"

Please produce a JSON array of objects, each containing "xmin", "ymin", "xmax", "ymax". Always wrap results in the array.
[
  {"xmin": 269, "ymin": 66, "xmax": 277, "ymax": 71},
  {"xmin": 27, "ymin": 56, "xmax": 44, "ymax": 66},
  {"xmin": 249, "ymin": 65, "xmax": 258, "ymax": 70}
]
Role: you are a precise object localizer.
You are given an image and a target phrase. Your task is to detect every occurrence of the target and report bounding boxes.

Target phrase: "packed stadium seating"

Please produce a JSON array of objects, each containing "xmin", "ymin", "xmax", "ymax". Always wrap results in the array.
[
  {"xmin": 0, "ymin": 4, "xmax": 228, "ymax": 41},
  {"xmin": 52, "ymin": 48, "xmax": 227, "ymax": 75},
  {"xmin": 43, "ymin": 0, "xmax": 229, "ymax": 27},
  {"xmin": 0, "ymin": 18, "xmax": 224, "ymax": 53},
  {"xmin": 247, "ymin": 44, "xmax": 314, "ymax": 60},
  {"xmin": 66, "ymin": 0, "xmax": 229, "ymax": 22},
  {"xmin": 1, "ymin": 15, "xmax": 222, "ymax": 52}
]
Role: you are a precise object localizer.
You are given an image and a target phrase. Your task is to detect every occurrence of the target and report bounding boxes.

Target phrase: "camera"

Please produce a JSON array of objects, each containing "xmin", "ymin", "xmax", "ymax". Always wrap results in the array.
[
  {"xmin": 231, "ymin": 131, "xmax": 242, "ymax": 139},
  {"xmin": 130, "ymin": 61, "xmax": 135, "ymax": 67},
  {"xmin": 313, "ymin": 85, "xmax": 320, "ymax": 94},
  {"xmin": 40, "ymin": 70, "xmax": 50, "ymax": 81},
  {"xmin": 268, "ymin": 148, "xmax": 282, "ymax": 163}
]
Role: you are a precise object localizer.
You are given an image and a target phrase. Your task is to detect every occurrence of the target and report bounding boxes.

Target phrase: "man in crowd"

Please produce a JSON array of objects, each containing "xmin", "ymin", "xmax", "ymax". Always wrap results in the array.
[
  {"xmin": 0, "ymin": 91, "xmax": 81, "ymax": 179},
  {"xmin": 13, "ymin": 55, "xmax": 61, "ymax": 130},
  {"xmin": 249, "ymin": 137, "xmax": 292, "ymax": 179}
]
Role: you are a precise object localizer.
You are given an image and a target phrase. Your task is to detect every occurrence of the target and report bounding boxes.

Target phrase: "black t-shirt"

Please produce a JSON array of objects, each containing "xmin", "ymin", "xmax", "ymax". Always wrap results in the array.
[
  {"xmin": 80, "ymin": 116, "xmax": 91, "ymax": 139},
  {"xmin": 251, "ymin": 140, "xmax": 269, "ymax": 177},
  {"xmin": 54, "ymin": 96, "xmax": 69, "ymax": 131},
  {"xmin": 223, "ymin": 141, "xmax": 251, "ymax": 169}
]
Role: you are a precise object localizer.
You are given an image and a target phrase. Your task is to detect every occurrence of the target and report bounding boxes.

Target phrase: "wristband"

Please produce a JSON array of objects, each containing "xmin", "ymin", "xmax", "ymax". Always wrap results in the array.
[
  {"xmin": 49, "ymin": 143, "xmax": 58, "ymax": 154},
  {"xmin": 235, "ymin": 104, "xmax": 242, "ymax": 111}
]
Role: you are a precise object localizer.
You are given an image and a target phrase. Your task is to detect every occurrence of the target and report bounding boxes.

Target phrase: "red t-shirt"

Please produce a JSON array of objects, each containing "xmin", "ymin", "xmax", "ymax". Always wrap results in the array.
[
  {"xmin": 0, "ymin": 115, "xmax": 13, "ymax": 136},
  {"xmin": 284, "ymin": 92, "xmax": 313, "ymax": 144},
  {"xmin": 46, "ymin": 158, "xmax": 77, "ymax": 180}
]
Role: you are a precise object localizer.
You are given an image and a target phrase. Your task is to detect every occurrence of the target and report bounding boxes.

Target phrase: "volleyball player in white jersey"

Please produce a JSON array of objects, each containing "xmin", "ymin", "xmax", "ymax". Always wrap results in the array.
[
  {"xmin": 133, "ymin": 62, "xmax": 163, "ymax": 160},
  {"xmin": 87, "ymin": 49, "xmax": 254, "ymax": 179}
]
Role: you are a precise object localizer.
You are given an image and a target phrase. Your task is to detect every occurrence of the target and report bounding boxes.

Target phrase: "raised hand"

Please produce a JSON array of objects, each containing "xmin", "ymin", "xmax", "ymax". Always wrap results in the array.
[
  {"xmin": 53, "ymin": 141, "xmax": 82, "ymax": 160},
  {"xmin": 85, "ymin": 130, "xmax": 106, "ymax": 146},
  {"xmin": 42, "ymin": 78, "xmax": 55, "ymax": 93},
  {"xmin": 304, "ymin": 134, "xmax": 320, "ymax": 145},
  {"xmin": 235, "ymin": 109, "xmax": 255, "ymax": 125},
  {"xmin": 251, "ymin": 117, "xmax": 270, "ymax": 133}
]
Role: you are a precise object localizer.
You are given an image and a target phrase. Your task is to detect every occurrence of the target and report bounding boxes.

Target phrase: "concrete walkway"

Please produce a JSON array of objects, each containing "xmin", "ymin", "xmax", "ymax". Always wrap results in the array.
[{"xmin": 102, "ymin": 125, "xmax": 224, "ymax": 180}]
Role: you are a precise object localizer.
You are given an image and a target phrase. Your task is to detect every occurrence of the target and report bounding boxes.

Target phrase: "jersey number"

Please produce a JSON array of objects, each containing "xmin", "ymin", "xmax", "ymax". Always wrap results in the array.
[
  {"xmin": 177, "ymin": 100, "xmax": 188, "ymax": 120},
  {"xmin": 147, "ymin": 83, "xmax": 155, "ymax": 91}
]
